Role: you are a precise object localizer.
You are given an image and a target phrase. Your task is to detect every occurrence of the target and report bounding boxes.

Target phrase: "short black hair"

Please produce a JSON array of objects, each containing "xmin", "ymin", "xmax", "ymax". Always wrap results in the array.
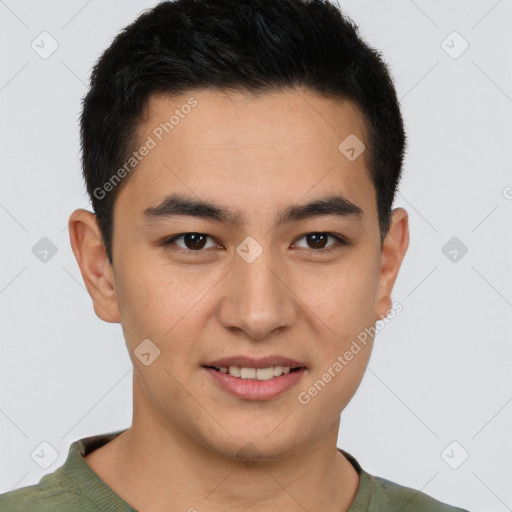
[{"xmin": 80, "ymin": 0, "xmax": 406, "ymax": 264}]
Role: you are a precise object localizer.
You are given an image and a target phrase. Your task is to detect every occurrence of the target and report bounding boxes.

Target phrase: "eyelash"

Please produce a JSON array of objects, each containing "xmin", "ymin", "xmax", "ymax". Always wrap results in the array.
[{"xmin": 162, "ymin": 232, "xmax": 350, "ymax": 256}]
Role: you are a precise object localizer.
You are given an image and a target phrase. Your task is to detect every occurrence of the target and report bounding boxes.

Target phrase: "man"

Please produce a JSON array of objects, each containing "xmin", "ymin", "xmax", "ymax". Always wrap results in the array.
[{"xmin": 0, "ymin": 0, "xmax": 470, "ymax": 510}]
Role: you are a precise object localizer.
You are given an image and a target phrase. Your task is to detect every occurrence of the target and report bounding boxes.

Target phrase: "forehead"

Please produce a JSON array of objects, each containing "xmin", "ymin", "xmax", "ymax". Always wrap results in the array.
[
  {"xmin": 115, "ymin": 88, "xmax": 375, "ymax": 227},
  {"xmin": 144, "ymin": 88, "xmax": 368, "ymax": 149}
]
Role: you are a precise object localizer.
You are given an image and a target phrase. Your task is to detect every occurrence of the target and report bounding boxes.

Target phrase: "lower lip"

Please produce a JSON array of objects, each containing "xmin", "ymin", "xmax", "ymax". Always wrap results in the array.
[{"xmin": 203, "ymin": 367, "xmax": 306, "ymax": 400}]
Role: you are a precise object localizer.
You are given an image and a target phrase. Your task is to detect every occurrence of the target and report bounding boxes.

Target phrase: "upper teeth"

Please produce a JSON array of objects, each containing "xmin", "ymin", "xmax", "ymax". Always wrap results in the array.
[{"xmin": 218, "ymin": 366, "xmax": 292, "ymax": 380}]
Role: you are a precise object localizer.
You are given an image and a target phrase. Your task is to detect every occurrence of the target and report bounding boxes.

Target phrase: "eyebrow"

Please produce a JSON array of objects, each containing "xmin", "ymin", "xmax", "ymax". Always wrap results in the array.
[{"xmin": 141, "ymin": 192, "xmax": 363, "ymax": 227}]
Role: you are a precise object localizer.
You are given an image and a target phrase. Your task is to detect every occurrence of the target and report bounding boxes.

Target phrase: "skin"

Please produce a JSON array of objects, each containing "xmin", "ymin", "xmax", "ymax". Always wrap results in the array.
[{"xmin": 68, "ymin": 88, "xmax": 409, "ymax": 512}]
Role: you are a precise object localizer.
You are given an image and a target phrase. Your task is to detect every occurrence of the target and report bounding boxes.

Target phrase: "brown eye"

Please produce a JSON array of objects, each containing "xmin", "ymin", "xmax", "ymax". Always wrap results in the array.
[
  {"xmin": 182, "ymin": 233, "xmax": 207, "ymax": 250},
  {"xmin": 294, "ymin": 232, "xmax": 348, "ymax": 252},
  {"xmin": 306, "ymin": 233, "xmax": 329, "ymax": 249},
  {"xmin": 165, "ymin": 233, "xmax": 217, "ymax": 251}
]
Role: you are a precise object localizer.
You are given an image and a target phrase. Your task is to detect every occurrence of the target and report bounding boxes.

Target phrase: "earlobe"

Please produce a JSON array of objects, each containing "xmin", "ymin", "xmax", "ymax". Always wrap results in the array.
[
  {"xmin": 68, "ymin": 209, "xmax": 121, "ymax": 324},
  {"xmin": 375, "ymin": 207, "xmax": 409, "ymax": 319}
]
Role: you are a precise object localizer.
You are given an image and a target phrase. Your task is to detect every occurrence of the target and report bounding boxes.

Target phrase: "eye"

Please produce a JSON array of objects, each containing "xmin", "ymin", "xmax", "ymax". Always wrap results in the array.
[
  {"xmin": 164, "ymin": 233, "xmax": 219, "ymax": 252},
  {"xmin": 162, "ymin": 231, "xmax": 349, "ymax": 255},
  {"xmin": 293, "ymin": 232, "xmax": 348, "ymax": 253}
]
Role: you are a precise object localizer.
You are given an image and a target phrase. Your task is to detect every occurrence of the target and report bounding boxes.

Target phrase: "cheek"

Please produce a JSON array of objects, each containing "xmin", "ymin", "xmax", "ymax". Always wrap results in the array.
[
  {"xmin": 114, "ymin": 256, "xmax": 174, "ymax": 344},
  {"xmin": 294, "ymin": 251, "xmax": 378, "ymax": 403},
  {"xmin": 299, "ymin": 252, "xmax": 380, "ymax": 336},
  {"xmin": 115, "ymin": 254, "xmax": 218, "ymax": 350}
]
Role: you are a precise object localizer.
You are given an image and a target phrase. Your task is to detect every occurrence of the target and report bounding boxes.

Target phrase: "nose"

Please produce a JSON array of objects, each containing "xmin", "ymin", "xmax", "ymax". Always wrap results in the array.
[{"xmin": 217, "ymin": 247, "xmax": 297, "ymax": 341}]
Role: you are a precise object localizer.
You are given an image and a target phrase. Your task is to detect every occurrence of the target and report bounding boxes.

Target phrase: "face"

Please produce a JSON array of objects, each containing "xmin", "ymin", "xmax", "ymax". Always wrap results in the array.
[{"xmin": 69, "ymin": 88, "xmax": 408, "ymax": 460}]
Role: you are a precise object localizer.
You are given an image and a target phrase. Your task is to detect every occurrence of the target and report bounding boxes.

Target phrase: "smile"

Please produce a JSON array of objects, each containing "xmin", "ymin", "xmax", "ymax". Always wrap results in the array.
[
  {"xmin": 205, "ymin": 365, "xmax": 303, "ymax": 380},
  {"xmin": 202, "ymin": 365, "xmax": 306, "ymax": 400}
]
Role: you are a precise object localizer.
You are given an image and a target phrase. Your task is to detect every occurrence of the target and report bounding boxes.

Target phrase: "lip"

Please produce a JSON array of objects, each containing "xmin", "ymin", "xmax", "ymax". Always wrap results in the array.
[
  {"xmin": 202, "ymin": 355, "xmax": 306, "ymax": 369},
  {"xmin": 203, "ymin": 366, "xmax": 306, "ymax": 400}
]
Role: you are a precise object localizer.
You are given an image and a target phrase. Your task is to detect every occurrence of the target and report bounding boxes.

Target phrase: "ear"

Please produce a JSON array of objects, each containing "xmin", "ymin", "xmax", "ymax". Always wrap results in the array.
[
  {"xmin": 68, "ymin": 209, "xmax": 121, "ymax": 323},
  {"xmin": 375, "ymin": 207, "xmax": 409, "ymax": 319}
]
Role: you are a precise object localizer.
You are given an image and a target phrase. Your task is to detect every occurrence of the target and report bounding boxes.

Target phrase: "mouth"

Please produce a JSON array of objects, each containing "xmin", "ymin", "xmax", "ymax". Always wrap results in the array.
[
  {"xmin": 201, "ymin": 356, "xmax": 307, "ymax": 400},
  {"xmin": 203, "ymin": 364, "xmax": 305, "ymax": 380}
]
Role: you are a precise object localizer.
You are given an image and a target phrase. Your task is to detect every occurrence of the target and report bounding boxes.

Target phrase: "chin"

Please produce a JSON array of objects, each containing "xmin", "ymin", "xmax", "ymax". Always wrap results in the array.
[{"xmin": 201, "ymin": 426, "xmax": 304, "ymax": 464}]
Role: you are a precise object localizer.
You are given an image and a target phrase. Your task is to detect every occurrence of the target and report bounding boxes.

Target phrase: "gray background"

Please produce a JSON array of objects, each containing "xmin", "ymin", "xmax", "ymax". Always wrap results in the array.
[{"xmin": 1, "ymin": 1, "xmax": 511, "ymax": 511}]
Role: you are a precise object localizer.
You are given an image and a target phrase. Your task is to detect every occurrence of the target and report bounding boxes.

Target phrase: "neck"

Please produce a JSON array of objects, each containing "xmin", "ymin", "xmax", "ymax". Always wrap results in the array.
[{"xmin": 84, "ymin": 381, "xmax": 359, "ymax": 512}]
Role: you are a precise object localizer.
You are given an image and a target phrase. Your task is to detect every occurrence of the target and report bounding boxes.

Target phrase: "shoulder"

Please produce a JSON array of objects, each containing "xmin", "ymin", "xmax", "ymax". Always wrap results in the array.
[
  {"xmin": 0, "ymin": 429, "xmax": 131, "ymax": 512},
  {"xmin": 370, "ymin": 473, "xmax": 470, "ymax": 512},
  {"xmin": 0, "ymin": 467, "xmax": 92, "ymax": 512},
  {"xmin": 340, "ymin": 449, "xmax": 470, "ymax": 512}
]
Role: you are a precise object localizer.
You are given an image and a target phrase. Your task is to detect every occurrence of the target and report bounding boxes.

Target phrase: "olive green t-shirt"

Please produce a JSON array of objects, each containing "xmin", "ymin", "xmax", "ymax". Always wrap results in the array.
[{"xmin": 0, "ymin": 429, "xmax": 469, "ymax": 511}]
